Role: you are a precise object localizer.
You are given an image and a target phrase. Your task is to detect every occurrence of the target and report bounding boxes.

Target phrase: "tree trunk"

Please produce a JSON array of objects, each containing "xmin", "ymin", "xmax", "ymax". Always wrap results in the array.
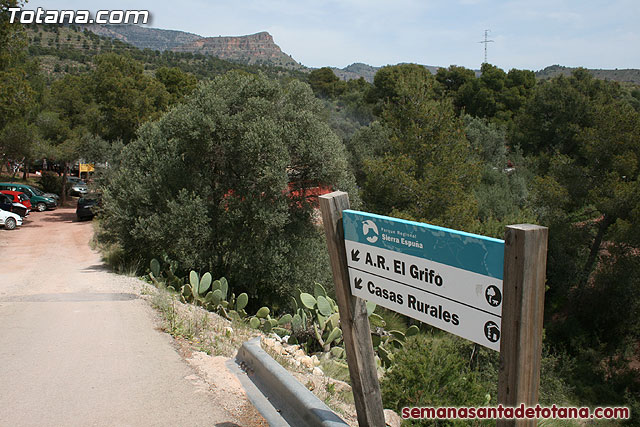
[
  {"xmin": 579, "ymin": 214, "xmax": 614, "ymax": 290},
  {"xmin": 22, "ymin": 157, "xmax": 29, "ymax": 180},
  {"xmin": 61, "ymin": 162, "xmax": 68, "ymax": 206},
  {"xmin": 11, "ymin": 157, "xmax": 25, "ymax": 181}
]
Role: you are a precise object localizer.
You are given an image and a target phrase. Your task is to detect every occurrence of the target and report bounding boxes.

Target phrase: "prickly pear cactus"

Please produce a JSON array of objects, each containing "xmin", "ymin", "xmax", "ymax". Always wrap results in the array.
[
  {"xmin": 150, "ymin": 258, "xmax": 160, "ymax": 278},
  {"xmin": 236, "ymin": 293, "xmax": 248, "ymax": 311},
  {"xmin": 199, "ymin": 272, "xmax": 212, "ymax": 295}
]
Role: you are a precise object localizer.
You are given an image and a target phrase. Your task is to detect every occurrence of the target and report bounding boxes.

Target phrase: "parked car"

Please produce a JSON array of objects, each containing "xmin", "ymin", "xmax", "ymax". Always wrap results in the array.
[
  {"xmin": 0, "ymin": 183, "xmax": 57, "ymax": 211},
  {"xmin": 0, "ymin": 193, "xmax": 29, "ymax": 217},
  {"xmin": 0, "ymin": 209, "xmax": 22, "ymax": 230},
  {"xmin": 66, "ymin": 177, "xmax": 88, "ymax": 196},
  {"xmin": 76, "ymin": 195, "xmax": 101, "ymax": 221},
  {"xmin": 0, "ymin": 190, "xmax": 32, "ymax": 210}
]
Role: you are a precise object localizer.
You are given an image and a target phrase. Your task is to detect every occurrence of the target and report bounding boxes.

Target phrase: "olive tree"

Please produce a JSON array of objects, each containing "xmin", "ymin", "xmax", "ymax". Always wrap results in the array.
[{"xmin": 100, "ymin": 72, "xmax": 357, "ymax": 307}]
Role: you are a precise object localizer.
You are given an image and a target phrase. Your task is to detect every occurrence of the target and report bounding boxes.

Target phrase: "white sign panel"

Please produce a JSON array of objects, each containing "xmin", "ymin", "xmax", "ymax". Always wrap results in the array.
[{"xmin": 343, "ymin": 210, "xmax": 505, "ymax": 351}]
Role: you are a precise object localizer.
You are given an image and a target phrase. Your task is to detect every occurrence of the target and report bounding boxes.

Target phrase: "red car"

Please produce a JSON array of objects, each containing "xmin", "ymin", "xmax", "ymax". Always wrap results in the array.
[{"xmin": 0, "ymin": 190, "xmax": 32, "ymax": 210}]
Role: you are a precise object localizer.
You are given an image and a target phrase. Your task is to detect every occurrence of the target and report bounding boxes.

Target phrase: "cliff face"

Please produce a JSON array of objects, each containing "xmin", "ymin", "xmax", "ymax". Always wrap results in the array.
[{"xmin": 172, "ymin": 32, "xmax": 301, "ymax": 69}]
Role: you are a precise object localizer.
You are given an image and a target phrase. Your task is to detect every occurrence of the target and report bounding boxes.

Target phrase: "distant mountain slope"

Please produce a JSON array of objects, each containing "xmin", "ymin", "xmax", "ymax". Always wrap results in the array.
[
  {"xmin": 331, "ymin": 63, "xmax": 379, "ymax": 82},
  {"xmin": 332, "ymin": 63, "xmax": 640, "ymax": 85},
  {"xmin": 25, "ymin": 24, "xmax": 307, "ymax": 82},
  {"xmin": 536, "ymin": 65, "xmax": 640, "ymax": 84},
  {"xmin": 172, "ymin": 31, "xmax": 302, "ymax": 69},
  {"xmin": 82, "ymin": 24, "xmax": 202, "ymax": 51}
]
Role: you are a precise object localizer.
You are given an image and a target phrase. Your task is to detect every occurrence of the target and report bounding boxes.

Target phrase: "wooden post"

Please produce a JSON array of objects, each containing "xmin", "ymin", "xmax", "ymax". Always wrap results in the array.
[
  {"xmin": 319, "ymin": 191, "xmax": 386, "ymax": 427},
  {"xmin": 497, "ymin": 224, "xmax": 548, "ymax": 427}
]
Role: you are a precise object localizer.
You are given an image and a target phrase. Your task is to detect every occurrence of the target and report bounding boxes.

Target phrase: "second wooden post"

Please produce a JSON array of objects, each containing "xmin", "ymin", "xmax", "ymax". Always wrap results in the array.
[{"xmin": 497, "ymin": 224, "xmax": 548, "ymax": 427}]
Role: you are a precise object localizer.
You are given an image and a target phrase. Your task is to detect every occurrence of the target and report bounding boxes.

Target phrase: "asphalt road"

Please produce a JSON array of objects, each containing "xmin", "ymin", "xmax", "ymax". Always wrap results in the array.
[{"xmin": 0, "ymin": 206, "xmax": 260, "ymax": 427}]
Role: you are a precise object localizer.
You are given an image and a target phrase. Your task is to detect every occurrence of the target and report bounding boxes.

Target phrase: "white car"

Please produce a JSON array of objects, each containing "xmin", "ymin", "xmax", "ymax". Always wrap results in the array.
[{"xmin": 0, "ymin": 209, "xmax": 22, "ymax": 230}]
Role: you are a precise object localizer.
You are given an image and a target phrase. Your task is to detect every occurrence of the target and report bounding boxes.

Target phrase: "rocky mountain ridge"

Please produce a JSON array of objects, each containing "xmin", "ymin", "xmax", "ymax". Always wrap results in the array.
[
  {"xmin": 82, "ymin": 24, "xmax": 301, "ymax": 69},
  {"xmin": 172, "ymin": 31, "xmax": 301, "ymax": 69}
]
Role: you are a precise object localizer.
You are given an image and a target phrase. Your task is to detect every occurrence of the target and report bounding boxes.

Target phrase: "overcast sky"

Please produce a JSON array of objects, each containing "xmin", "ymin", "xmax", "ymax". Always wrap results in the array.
[{"xmin": 24, "ymin": 0, "xmax": 640, "ymax": 71}]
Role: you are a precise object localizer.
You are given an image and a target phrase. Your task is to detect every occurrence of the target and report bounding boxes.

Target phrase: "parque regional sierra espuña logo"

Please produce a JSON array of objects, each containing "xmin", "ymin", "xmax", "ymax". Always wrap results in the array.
[{"xmin": 362, "ymin": 220, "xmax": 379, "ymax": 243}]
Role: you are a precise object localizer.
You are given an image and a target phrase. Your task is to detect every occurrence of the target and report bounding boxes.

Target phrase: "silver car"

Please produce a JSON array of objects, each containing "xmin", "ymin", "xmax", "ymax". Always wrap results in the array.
[{"xmin": 67, "ymin": 177, "xmax": 88, "ymax": 196}]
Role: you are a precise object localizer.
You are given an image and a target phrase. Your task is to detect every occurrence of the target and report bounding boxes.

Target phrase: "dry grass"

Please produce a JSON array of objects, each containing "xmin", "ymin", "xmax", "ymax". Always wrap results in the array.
[
  {"xmin": 147, "ymin": 286, "xmax": 261, "ymax": 357},
  {"xmin": 143, "ymin": 284, "xmax": 359, "ymax": 425}
]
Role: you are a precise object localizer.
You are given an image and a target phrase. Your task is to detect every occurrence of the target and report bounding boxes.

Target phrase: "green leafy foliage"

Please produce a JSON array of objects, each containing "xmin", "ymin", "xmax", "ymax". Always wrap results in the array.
[
  {"xmin": 436, "ymin": 63, "xmax": 536, "ymax": 125},
  {"xmin": 381, "ymin": 334, "xmax": 494, "ymax": 426},
  {"xmin": 99, "ymin": 71, "xmax": 358, "ymax": 307},
  {"xmin": 344, "ymin": 121, "xmax": 391, "ymax": 184},
  {"xmin": 308, "ymin": 67, "xmax": 346, "ymax": 98},
  {"xmin": 37, "ymin": 171, "xmax": 62, "ymax": 194},
  {"xmin": 436, "ymin": 65, "xmax": 476, "ymax": 95},
  {"xmin": 513, "ymin": 69, "xmax": 620, "ymax": 156},
  {"xmin": 464, "ymin": 116, "xmax": 536, "ymax": 237},
  {"xmin": 91, "ymin": 53, "xmax": 169, "ymax": 143},
  {"xmin": 520, "ymin": 71, "xmax": 640, "ymax": 413},
  {"xmin": 535, "ymin": 100, "xmax": 640, "ymax": 351},
  {"xmin": 154, "ymin": 66, "xmax": 197, "ymax": 105},
  {"xmin": 361, "ymin": 67, "xmax": 480, "ymax": 230},
  {"xmin": 0, "ymin": 68, "xmax": 34, "ymax": 130},
  {"xmin": 0, "ymin": 4, "xmax": 39, "ymax": 179},
  {"xmin": 367, "ymin": 63, "xmax": 435, "ymax": 113}
]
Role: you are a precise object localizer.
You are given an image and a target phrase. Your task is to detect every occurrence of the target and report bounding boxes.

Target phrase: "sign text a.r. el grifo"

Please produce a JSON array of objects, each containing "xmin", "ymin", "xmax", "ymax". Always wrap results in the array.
[{"xmin": 343, "ymin": 210, "xmax": 505, "ymax": 351}]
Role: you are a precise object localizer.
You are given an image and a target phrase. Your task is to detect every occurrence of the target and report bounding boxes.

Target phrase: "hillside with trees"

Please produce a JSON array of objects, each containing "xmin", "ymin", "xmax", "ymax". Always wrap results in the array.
[
  {"xmin": 1, "ymin": 4, "xmax": 638, "ymax": 424},
  {"xmin": 82, "ymin": 23, "xmax": 203, "ymax": 51},
  {"xmin": 23, "ymin": 23, "xmax": 307, "ymax": 81},
  {"xmin": 537, "ymin": 64, "xmax": 640, "ymax": 85}
]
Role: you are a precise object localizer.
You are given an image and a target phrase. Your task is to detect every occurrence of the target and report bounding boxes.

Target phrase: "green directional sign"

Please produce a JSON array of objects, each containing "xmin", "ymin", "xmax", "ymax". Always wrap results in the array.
[{"xmin": 343, "ymin": 210, "xmax": 505, "ymax": 351}]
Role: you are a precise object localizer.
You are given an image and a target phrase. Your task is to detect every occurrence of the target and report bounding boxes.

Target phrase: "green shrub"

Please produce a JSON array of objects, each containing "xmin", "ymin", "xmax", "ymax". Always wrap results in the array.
[
  {"xmin": 38, "ymin": 171, "xmax": 62, "ymax": 194},
  {"xmin": 381, "ymin": 333, "xmax": 495, "ymax": 426},
  {"xmin": 538, "ymin": 350, "xmax": 575, "ymax": 407},
  {"xmin": 99, "ymin": 72, "xmax": 358, "ymax": 309}
]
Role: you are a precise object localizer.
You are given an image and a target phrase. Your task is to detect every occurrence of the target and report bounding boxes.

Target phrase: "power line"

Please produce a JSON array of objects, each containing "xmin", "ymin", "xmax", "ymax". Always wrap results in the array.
[{"xmin": 478, "ymin": 29, "xmax": 494, "ymax": 65}]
